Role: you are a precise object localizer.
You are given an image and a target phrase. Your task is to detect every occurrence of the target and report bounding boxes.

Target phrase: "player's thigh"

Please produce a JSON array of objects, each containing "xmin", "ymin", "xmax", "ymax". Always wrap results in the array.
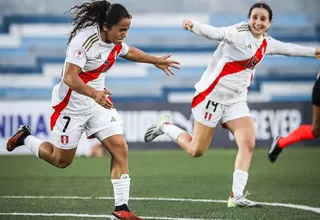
[
  {"xmin": 191, "ymin": 98, "xmax": 221, "ymax": 151},
  {"xmin": 222, "ymin": 102, "xmax": 255, "ymax": 150},
  {"xmin": 191, "ymin": 120, "xmax": 215, "ymax": 153},
  {"xmin": 95, "ymin": 125, "xmax": 128, "ymax": 160},
  {"xmin": 87, "ymin": 106, "xmax": 127, "ymax": 159},
  {"xmin": 51, "ymin": 146, "xmax": 77, "ymax": 165}
]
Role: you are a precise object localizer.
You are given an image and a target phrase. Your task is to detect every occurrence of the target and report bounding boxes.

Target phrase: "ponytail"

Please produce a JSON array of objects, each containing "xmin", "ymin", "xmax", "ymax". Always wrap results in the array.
[{"xmin": 67, "ymin": 0, "xmax": 131, "ymax": 44}]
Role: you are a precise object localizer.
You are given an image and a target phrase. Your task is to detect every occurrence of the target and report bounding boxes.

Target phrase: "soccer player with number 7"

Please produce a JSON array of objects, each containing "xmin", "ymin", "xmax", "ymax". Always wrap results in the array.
[
  {"xmin": 144, "ymin": 2, "xmax": 320, "ymax": 208},
  {"xmin": 6, "ymin": 0, "xmax": 179, "ymax": 219}
]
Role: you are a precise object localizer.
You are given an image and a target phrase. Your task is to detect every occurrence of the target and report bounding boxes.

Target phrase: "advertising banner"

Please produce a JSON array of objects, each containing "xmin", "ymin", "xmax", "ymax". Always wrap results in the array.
[{"xmin": 0, "ymin": 100, "xmax": 315, "ymax": 155}]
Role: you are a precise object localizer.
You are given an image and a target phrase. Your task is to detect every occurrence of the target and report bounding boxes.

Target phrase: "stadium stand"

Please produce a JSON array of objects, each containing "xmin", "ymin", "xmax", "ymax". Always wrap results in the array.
[{"xmin": 0, "ymin": 0, "xmax": 319, "ymax": 102}]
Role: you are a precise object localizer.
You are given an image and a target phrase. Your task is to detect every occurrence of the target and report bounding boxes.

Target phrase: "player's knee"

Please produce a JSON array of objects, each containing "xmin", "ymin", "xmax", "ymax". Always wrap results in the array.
[
  {"xmin": 191, "ymin": 148, "xmax": 205, "ymax": 157},
  {"xmin": 110, "ymin": 142, "xmax": 129, "ymax": 161},
  {"xmin": 312, "ymin": 125, "xmax": 320, "ymax": 138},
  {"xmin": 241, "ymin": 138, "xmax": 256, "ymax": 152},
  {"xmin": 55, "ymin": 158, "xmax": 73, "ymax": 169}
]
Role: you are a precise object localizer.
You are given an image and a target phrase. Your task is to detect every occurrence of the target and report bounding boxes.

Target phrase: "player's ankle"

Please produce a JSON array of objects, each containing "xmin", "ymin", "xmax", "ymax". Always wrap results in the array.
[{"xmin": 114, "ymin": 204, "xmax": 130, "ymax": 212}]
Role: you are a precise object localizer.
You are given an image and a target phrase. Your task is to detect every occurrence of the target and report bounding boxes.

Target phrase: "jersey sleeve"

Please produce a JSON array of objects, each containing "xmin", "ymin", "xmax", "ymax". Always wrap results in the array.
[
  {"xmin": 65, "ymin": 43, "xmax": 87, "ymax": 69},
  {"xmin": 190, "ymin": 21, "xmax": 240, "ymax": 43},
  {"xmin": 119, "ymin": 42, "xmax": 129, "ymax": 56},
  {"xmin": 266, "ymin": 37, "xmax": 316, "ymax": 57}
]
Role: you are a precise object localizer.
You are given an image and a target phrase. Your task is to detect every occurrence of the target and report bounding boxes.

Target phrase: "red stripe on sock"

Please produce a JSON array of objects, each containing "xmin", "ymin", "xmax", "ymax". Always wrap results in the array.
[{"xmin": 278, "ymin": 124, "xmax": 315, "ymax": 148}]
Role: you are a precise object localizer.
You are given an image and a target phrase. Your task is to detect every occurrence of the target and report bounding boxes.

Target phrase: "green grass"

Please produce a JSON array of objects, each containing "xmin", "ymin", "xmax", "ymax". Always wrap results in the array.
[{"xmin": 0, "ymin": 148, "xmax": 319, "ymax": 220}]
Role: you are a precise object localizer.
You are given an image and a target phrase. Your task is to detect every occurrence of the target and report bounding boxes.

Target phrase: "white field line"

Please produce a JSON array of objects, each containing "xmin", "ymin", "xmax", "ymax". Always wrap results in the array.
[
  {"xmin": 0, "ymin": 212, "xmax": 226, "ymax": 220},
  {"xmin": 1, "ymin": 195, "xmax": 320, "ymax": 214}
]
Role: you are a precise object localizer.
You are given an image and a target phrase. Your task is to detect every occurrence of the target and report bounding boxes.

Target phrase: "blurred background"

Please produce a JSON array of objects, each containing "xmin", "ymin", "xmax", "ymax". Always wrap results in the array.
[{"xmin": 0, "ymin": 0, "xmax": 319, "ymax": 155}]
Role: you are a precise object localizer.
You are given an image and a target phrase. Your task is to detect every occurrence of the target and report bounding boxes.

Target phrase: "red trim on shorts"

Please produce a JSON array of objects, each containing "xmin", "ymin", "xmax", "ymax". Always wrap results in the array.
[
  {"xmin": 87, "ymin": 135, "xmax": 95, "ymax": 139},
  {"xmin": 50, "ymin": 45, "xmax": 123, "ymax": 130},
  {"xmin": 191, "ymin": 39, "xmax": 267, "ymax": 108},
  {"xmin": 50, "ymin": 88, "xmax": 72, "ymax": 130}
]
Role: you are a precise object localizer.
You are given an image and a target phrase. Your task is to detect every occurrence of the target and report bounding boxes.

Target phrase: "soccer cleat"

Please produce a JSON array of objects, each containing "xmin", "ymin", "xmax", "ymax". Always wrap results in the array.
[
  {"xmin": 6, "ymin": 125, "xmax": 31, "ymax": 152},
  {"xmin": 111, "ymin": 210, "xmax": 144, "ymax": 220},
  {"xmin": 144, "ymin": 115, "xmax": 172, "ymax": 142},
  {"xmin": 227, "ymin": 192, "xmax": 261, "ymax": 208},
  {"xmin": 268, "ymin": 136, "xmax": 283, "ymax": 163}
]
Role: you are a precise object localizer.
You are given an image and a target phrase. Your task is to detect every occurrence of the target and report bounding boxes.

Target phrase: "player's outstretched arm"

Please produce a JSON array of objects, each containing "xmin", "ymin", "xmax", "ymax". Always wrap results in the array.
[
  {"xmin": 123, "ymin": 46, "xmax": 180, "ymax": 76},
  {"xmin": 267, "ymin": 38, "xmax": 319, "ymax": 58},
  {"xmin": 315, "ymin": 48, "xmax": 320, "ymax": 59},
  {"xmin": 182, "ymin": 19, "xmax": 236, "ymax": 43}
]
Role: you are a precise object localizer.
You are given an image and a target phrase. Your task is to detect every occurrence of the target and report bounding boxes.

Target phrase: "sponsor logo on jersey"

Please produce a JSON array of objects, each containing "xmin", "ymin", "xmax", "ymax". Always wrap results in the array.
[{"xmin": 95, "ymin": 54, "xmax": 102, "ymax": 59}]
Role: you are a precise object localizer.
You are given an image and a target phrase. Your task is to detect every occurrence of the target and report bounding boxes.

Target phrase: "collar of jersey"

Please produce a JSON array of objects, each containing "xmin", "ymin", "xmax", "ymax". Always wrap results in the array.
[
  {"xmin": 96, "ymin": 25, "xmax": 115, "ymax": 47},
  {"xmin": 247, "ymin": 28, "xmax": 264, "ymax": 46}
]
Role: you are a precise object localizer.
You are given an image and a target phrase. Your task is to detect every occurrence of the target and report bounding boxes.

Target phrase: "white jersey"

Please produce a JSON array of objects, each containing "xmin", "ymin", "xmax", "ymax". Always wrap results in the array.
[
  {"xmin": 51, "ymin": 25, "xmax": 129, "ymax": 118},
  {"xmin": 190, "ymin": 22, "xmax": 316, "ymax": 107}
]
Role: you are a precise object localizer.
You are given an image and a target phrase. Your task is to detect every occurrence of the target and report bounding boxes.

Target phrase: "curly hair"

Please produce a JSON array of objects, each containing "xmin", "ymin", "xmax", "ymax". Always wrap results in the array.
[{"xmin": 67, "ymin": 0, "xmax": 132, "ymax": 44}]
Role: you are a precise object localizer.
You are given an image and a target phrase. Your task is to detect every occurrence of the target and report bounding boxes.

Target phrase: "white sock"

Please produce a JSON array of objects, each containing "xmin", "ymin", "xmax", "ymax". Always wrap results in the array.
[
  {"xmin": 232, "ymin": 169, "xmax": 248, "ymax": 197},
  {"xmin": 24, "ymin": 135, "xmax": 43, "ymax": 158},
  {"xmin": 162, "ymin": 124, "xmax": 185, "ymax": 143},
  {"xmin": 111, "ymin": 174, "xmax": 130, "ymax": 206}
]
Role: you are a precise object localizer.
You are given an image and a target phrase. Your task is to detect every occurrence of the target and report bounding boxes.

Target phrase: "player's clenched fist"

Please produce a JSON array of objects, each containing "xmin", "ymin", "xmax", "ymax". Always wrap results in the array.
[
  {"xmin": 183, "ymin": 19, "xmax": 194, "ymax": 31},
  {"xmin": 93, "ymin": 90, "xmax": 113, "ymax": 109},
  {"xmin": 315, "ymin": 48, "xmax": 320, "ymax": 60}
]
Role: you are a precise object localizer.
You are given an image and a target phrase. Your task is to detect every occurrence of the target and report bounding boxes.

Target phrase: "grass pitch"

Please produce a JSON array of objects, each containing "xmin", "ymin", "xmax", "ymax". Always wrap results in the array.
[{"xmin": 0, "ymin": 148, "xmax": 319, "ymax": 220}]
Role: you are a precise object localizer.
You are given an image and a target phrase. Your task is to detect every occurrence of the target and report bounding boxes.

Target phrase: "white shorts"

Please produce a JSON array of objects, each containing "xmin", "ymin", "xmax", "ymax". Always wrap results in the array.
[
  {"xmin": 192, "ymin": 99, "xmax": 251, "ymax": 128},
  {"xmin": 51, "ymin": 105, "xmax": 123, "ymax": 149}
]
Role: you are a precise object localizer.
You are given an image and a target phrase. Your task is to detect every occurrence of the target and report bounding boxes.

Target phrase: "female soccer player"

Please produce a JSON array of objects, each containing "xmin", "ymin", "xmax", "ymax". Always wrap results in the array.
[
  {"xmin": 144, "ymin": 2, "xmax": 320, "ymax": 207},
  {"xmin": 269, "ymin": 69, "xmax": 320, "ymax": 163},
  {"xmin": 6, "ymin": 1, "xmax": 179, "ymax": 219}
]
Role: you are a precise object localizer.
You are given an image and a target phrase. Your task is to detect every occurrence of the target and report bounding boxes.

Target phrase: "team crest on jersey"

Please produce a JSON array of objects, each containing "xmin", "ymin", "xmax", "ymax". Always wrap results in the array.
[
  {"xmin": 74, "ymin": 50, "xmax": 84, "ymax": 60},
  {"xmin": 61, "ymin": 135, "xmax": 69, "ymax": 145}
]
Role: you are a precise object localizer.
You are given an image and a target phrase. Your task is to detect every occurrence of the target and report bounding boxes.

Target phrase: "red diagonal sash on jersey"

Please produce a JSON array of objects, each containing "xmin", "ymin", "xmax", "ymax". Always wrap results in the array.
[
  {"xmin": 50, "ymin": 45, "xmax": 123, "ymax": 130},
  {"xmin": 191, "ymin": 39, "xmax": 267, "ymax": 108},
  {"xmin": 79, "ymin": 44, "xmax": 123, "ymax": 80}
]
